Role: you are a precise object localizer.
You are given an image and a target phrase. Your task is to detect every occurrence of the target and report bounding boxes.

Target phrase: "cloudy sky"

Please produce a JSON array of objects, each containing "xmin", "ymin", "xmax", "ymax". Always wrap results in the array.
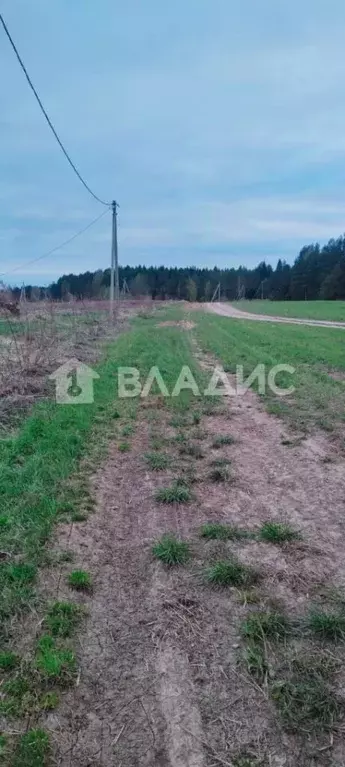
[{"xmin": 1, "ymin": 0, "xmax": 345, "ymax": 284}]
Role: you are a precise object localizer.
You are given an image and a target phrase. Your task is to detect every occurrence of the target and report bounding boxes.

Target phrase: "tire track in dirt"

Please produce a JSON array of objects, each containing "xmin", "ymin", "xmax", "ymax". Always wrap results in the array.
[
  {"xmin": 45, "ymin": 333, "xmax": 345, "ymax": 766},
  {"xmin": 45, "ymin": 422, "xmax": 206, "ymax": 767}
]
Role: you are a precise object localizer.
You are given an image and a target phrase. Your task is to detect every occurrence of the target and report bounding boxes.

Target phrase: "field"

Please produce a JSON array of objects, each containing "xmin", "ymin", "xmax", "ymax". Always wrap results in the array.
[
  {"xmin": 1, "ymin": 301, "xmax": 345, "ymax": 767},
  {"xmin": 196, "ymin": 311, "xmax": 345, "ymax": 434},
  {"xmin": 232, "ymin": 299, "xmax": 345, "ymax": 321}
]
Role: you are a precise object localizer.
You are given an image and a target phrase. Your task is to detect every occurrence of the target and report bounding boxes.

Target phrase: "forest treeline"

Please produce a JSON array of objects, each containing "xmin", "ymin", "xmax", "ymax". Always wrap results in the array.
[{"xmin": 13, "ymin": 234, "xmax": 345, "ymax": 301}]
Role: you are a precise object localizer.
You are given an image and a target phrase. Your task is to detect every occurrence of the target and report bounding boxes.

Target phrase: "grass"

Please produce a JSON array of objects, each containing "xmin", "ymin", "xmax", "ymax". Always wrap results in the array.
[
  {"xmin": 232, "ymin": 299, "xmax": 345, "ymax": 322},
  {"xmin": 208, "ymin": 465, "xmax": 231, "ymax": 482},
  {"xmin": 206, "ymin": 558, "xmax": 257, "ymax": 587},
  {"xmin": 308, "ymin": 609, "xmax": 345, "ymax": 640},
  {"xmin": 0, "ymin": 310, "xmax": 203, "ymax": 644},
  {"xmin": 233, "ymin": 756, "xmax": 263, "ymax": 767},
  {"xmin": 0, "ymin": 306, "xmax": 210, "ymax": 756},
  {"xmin": 35, "ymin": 635, "xmax": 76, "ymax": 684},
  {"xmin": 152, "ymin": 535, "xmax": 191, "ymax": 565},
  {"xmin": 5, "ymin": 563, "xmax": 37, "ymax": 584},
  {"xmin": 179, "ymin": 442, "xmax": 204, "ymax": 459},
  {"xmin": 195, "ymin": 311, "xmax": 345, "ymax": 434},
  {"xmin": 241, "ymin": 611, "xmax": 290, "ymax": 642},
  {"xmin": 155, "ymin": 482, "xmax": 193, "ymax": 504},
  {"xmin": 41, "ymin": 692, "xmax": 59, "ymax": 711},
  {"xmin": 144, "ymin": 451, "xmax": 171, "ymax": 470},
  {"xmin": 44, "ymin": 601, "xmax": 83, "ymax": 637},
  {"xmin": 210, "ymin": 457, "xmax": 231, "ymax": 467},
  {"xmin": 271, "ymin": 658, "xmax": 341, "ymax": 733},
  {"xmin": 118, "ymin": 441, "xmax": 131, "ymax": 452},
  {"xmin": 212, "ymin": 434, "xmax": 235, "ymax": 448},
  {"xmin": 243, "ymin": 644, "xmax": 269, "ymax": 682},
  {"xmin": 200, "ymin": 522, "xmax": 250, "ymax": 540},
  {"xmin": 259, "ymin": 521, "xmax": 301, "ymax": 544},
  {"xmin": 192, "ymin": 410, "xmax": 202, "ymax": 424},
  {"xmin": 0, "ymin": 651, "xmax": 19, "ymax": 670},
  {"xmin": 121, "ymin": 424, "xmax": 134, "ymax": 437},
  {"xmin": 68, "ymin": 569, "xmax": 93, "ymax": 592},
  {"xmin": 71, "ymin": 511, "xmax": 88, "ymax": 522},
  {"xmin": 12, "ymin": 729, "xmax": 50, "ymax": 767}
]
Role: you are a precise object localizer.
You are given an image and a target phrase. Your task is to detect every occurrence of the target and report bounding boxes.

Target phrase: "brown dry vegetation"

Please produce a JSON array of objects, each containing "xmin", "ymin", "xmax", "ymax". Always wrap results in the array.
[{"xmin": 0, "ymin": 300, "xmax": 139, "ymax": 432}]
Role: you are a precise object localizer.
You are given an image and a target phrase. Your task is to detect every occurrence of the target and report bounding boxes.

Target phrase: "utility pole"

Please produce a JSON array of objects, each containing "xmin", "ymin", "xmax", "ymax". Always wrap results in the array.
[
  {"xmin": 110, "ymin": 200, "xmax": 119, "ymax": 317},
  {"xmin": 211, "ymin": 282, "xmax": 221, "ymax": 302}
]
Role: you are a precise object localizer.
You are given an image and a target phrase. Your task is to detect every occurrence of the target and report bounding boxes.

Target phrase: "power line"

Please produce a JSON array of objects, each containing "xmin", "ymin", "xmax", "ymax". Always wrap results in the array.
[
  {"xmin": 0, "ymin": 12, "xmax": 111, "ymax": 207},
  {"xmin": 0, "ymin": 207, "xmax": 110, "ymax": 278}
]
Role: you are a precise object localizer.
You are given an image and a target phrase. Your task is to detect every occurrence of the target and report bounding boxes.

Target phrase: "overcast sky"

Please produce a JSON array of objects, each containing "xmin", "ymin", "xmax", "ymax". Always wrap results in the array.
[{"xmin": 1, "ymin": 0, "xmax": 345, "ymax": 284}]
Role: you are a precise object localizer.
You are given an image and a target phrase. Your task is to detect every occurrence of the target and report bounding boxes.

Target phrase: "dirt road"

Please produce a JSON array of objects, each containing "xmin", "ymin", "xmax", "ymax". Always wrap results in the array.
[
  {"xmin": 207, "ymin": 301, "xmax": 345, "ymax": 328},
  {"xmin": 47, "ymin": 332, "xmax": 345, "ymax": 767}
]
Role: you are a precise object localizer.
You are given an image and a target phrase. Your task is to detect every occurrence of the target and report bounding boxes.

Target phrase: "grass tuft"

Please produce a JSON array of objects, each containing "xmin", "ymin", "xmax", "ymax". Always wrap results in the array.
[
  {"xmin": 259, "ymin": 521, "xmax": 301, "ymax": 544},
  {"xmin": 41, "ymin": 692, "xmax": 59, "ymax": 711},
  {"xmin": 200, "ymin": 522, "xmax": 250, "ymax": 540},
  {"xmin": 206, "ymin": 558, "xmax": 257, "ymax": 587},
  {"xmin": 44, "ymin": 601, "xmax": 83, "ymax": 638},
  {"xmin": 243, "ymin": 644, "xmax": 268, "ymax": 683},
  {"xmin": 68, "ymin": 569, "xmax": 93, "ymax": 592},
  {"xmin": 308, "ymin": 609, "xmax": 345, "ymax": 640},
  {"xmin": 212, "ymin": 434, "xmax": 235, "ymax": 449},
  {"xmin": 118, "ymin": 441, "xmax": 130, "ymax": 452},
  {"xmin": 35, "ymin": 635, "xmax": 76, "ymax": 684},
  {"xmin": 233, "ymin": 754, "xmax": 264, "ymax": 767},
  {"xmin": 144, "ymin": 451, "xmax": 170, "ymax": 470},
  {"xmin": 208, "ymin": 465, "xmax": 231, "ymax": 482},
  {"xmin": 0, "ymin": 650, "xmax": 19, "ymax": 670},
  {"xmin": 13, "ymin": 728, "xmax": 50, "ymax": 767},
  {"xmin": 155, "ymin": 483, "xmax": 192, "ymax": 504},
  {"xmin": 210, "ymin": 457, "xmax": 231, "ymax": 467},
  {"xmin": 271, "ymin": 664, "xmax": 341, "ymax": 733},
  {"xmin": 152, "ymin": 535, "xmax": 190, "ymax": 566},
  {"xmin": 241, "ymin": 611, "xmax": 290, "ymax": 643},
  {"xmin": 5, "ymin": 563, "xmax": 37, "ymax": 584},
  {"xmin": 71, "ymin": 511, "xmax": 88, "ymax": 522},
  {"xmin": 178, "ymin": 442, "xmax": 204, "ymax": 459}
]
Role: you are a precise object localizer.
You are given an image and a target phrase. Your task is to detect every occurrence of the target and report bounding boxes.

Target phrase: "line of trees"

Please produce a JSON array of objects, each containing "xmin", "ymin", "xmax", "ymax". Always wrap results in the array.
[{"xmin": 13, "ymin": 234, "xmax": 345, "ymax": 302}]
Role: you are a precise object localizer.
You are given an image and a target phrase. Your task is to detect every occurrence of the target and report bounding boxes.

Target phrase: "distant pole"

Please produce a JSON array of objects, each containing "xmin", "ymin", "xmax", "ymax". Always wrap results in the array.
[
  {"xmin": 110, "ymin": 200, "xmax": 119, "ymax": 316},
  {"xmin": 261, "ymin": 280, "xmax": 264, "ymax": 300},
  {"xmin": 211, "ymin": 282, "xmax": 221, "ymax": 302}
]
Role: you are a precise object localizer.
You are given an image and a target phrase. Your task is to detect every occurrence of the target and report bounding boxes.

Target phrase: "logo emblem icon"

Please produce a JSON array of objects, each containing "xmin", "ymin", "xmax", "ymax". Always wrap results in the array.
[{"xmin": 49, "ymin": 359, "xmax": 100, "ymax": 404}]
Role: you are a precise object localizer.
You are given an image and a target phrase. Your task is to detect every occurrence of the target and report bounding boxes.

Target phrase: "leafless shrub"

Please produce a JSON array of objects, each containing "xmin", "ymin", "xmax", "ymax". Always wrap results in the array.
[{"xmin": 0, "ymin": 300, "xmax": 120, "ymax": 428}]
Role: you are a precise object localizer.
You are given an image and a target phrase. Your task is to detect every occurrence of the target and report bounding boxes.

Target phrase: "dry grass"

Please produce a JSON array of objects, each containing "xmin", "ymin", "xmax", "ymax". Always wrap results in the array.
[{"xmin": 0, "ymin": 300, "xmax": 119, "ymax": 431}]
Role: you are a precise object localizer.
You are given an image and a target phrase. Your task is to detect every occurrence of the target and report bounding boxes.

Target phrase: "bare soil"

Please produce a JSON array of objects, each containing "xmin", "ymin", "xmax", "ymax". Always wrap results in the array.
[{"xmin": 44, "ymin": 340, "xmax": 345, "ymax": 766}]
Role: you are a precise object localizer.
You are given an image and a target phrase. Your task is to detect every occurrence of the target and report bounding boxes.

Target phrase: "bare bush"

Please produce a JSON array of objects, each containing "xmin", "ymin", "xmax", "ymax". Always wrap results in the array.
[{"xmin": 0, "ymin": 300, "xmax": 120, "ymax": 430}]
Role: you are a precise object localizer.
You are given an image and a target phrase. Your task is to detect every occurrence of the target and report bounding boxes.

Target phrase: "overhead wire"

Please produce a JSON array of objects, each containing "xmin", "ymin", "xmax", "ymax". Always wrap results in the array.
[
  {"xmin": 0, "ymin": 207, "xmax": 110, "ymax": 278},
  {"xmin": 0, "ymin": 12, "xmax": 111, "ymax": 207}
]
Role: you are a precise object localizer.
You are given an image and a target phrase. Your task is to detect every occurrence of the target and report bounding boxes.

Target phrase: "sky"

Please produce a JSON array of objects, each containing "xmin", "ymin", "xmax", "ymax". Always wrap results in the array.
[{"xmin": 1, "ymin": 0, "xmax": 345, "ymax": 285}]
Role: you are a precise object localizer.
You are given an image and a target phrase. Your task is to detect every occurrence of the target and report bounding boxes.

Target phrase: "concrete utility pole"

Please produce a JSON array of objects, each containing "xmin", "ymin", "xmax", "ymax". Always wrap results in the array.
[{"xmin": 110, "ymin": 200, "xmax": 119, "ymax": 316}]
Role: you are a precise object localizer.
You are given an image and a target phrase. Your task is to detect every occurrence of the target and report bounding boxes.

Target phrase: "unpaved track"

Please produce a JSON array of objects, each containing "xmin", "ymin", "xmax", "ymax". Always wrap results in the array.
[
  {"xmin": 47, "ymin": 335, "xmax": 345, "ymax": 766},
  {"xmin": 207, "ymin": 301, "xmax": 345, "ymax": 328}
]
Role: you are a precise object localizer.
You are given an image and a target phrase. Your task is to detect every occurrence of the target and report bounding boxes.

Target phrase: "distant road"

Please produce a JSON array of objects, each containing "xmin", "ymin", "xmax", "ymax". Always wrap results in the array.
[{"xmin": 206, "ymin": 302, "xmax": 345, "ymax": 329}]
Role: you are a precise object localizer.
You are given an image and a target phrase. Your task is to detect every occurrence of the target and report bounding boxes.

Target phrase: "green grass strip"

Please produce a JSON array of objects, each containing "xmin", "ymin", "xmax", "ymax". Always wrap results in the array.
[{"xmin": 0, "ymin": 313, "xmax": 204, "ymax": 647}]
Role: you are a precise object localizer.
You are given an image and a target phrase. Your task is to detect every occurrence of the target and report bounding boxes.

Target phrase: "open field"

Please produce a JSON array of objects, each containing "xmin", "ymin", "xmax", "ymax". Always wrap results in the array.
[
  {"xmin": 1, "ymin": 302, "xmax": 345, "ymax": 766},
  {"xmin": 195, "ymin": 310, "xmax": 345, "ymax": 435},
  {"xmin": 232, "ymin": 300, "xmax": 345, "ymax": 322}
]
